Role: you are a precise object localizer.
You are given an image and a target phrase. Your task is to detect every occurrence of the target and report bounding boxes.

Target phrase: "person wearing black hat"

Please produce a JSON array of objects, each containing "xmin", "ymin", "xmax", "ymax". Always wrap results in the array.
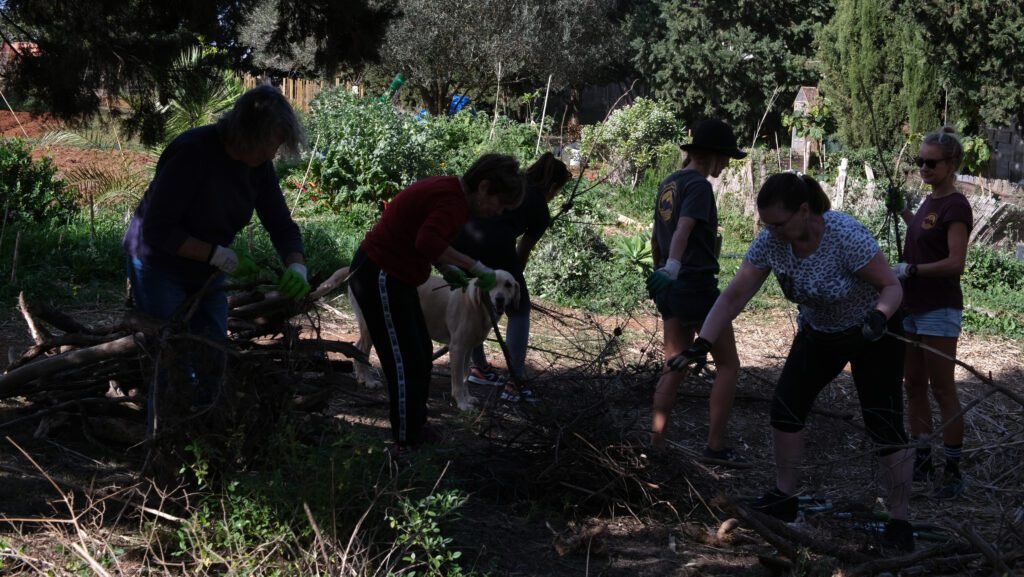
[{"xmin": 646, "ymin": 118, "xmax": 746, "ymax": 462}]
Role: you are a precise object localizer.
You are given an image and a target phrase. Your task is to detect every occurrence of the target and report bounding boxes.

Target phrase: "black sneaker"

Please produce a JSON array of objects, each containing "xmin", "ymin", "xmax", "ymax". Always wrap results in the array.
[
  {"xmin": 750, "ymin": 488, "xmax": 799, "ymax": 522},
  {"xmin": 468, "ymin": 366, "xmax": 505, "ymax": 386},
  {"xmin": 934, "ymin": 465, "xmax": 965, "ymax": 499},
  {"xmin": 913, "ymin": 454, "xmax": 934, "ymax": 483},
  {"xmin": 701, "ymin": 446, "xmax": 748, "ymax": 467},
  {"xmin": 881, "ymin": 518, "xmax": 915, "ymax": 553}
]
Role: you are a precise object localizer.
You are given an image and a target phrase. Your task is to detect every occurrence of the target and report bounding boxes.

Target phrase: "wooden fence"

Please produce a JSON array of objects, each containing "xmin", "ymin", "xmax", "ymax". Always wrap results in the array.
[
  {"xmin": 240, "ymin": 74, "xmax": 364, "ymax": 113},
  {"xmin": 985, "ymin": 126, "xmax": 1024, "ymax": 184}
]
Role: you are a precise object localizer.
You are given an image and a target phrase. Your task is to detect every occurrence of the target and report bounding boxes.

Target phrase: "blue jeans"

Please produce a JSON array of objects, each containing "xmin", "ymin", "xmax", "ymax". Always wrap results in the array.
[
  {"xmin": 902, "ymin": 307, "xmax": 962, "ymax": 338},
  {"xmin": 128, "ymin": 257, "xmax": 228, "ymax": 426}
]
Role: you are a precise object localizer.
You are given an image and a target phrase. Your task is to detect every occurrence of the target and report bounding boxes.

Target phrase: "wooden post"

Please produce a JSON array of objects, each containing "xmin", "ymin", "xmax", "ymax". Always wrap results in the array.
[{"xmin": 535, "ymin": 74, "xmax": 553, "ymax": 156}]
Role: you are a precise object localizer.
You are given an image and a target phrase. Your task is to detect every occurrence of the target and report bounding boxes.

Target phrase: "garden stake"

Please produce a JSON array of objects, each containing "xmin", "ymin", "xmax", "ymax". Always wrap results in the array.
[
  {"xmin": 535, "ymin": 73, "xmax": 553, "ymax": 155},
  {"xmin": 0, "ymin": 199, "xmax": 8, "ymax": 258},
  {"xmin": 9, "ymin": 229, "xmax": 20, "ymax": 284},
  {"xmin": 480, "ymin": 291, "xmax": 522, "ymax": 387},
  {"xmin": 289, "ymin": 132, "xmax": 321, "ymax": 215}
]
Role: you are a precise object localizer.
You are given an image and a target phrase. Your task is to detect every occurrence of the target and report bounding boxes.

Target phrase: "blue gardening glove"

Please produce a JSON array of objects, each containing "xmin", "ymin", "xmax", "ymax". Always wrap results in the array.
[
  {"xmin": 646, "ymin": 259, "xmax": 680, "ymax": 296},
  {"xmin": 667, "ymin": 337, "xmax": 712, "ymax": 372},
  {"xmin": 469, "ymin": 261, "xmax": 496, "ymax": 292},
  {"xmin": 440, "ymin": 265, "xmax": 470, "ymax": 291},
  {"xmin": 278, "ymin": 263, "xmax": 310, "ymax": 300},
  {"xmin": 862, "ymin": 309, "xmax": 888, "ymax": 342},
  {"xmin": 885, "ymin": 187, "xmax": 906, "ymax": 213}
]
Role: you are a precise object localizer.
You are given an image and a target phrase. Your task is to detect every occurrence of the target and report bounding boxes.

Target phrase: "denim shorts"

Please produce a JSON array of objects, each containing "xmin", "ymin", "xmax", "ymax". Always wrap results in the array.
[{"xmin": 902, "ymin": 307, "xmax": 962, "ymax": 338}]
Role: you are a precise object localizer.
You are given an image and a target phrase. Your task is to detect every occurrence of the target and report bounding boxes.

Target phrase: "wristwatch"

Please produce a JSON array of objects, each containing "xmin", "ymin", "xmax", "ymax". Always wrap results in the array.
[{"xmin": 908, "ymin": 264, "xmax": 918, "ymax": 277}]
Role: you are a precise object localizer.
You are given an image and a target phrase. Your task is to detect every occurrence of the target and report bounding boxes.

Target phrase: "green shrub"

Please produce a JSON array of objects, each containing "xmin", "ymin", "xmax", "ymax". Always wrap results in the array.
[
  {"xmin": 306, "ymin": 89, "xmax": 435, "ymax": 207},
  {"xmin": 581, "ymin": 98, "xmax": 685, "ymax": 188},
  {"xmin": 963, "ymin": 245, "xmax": 1024, "ymax": 292},
  {"xmin": 0, "ymin": 139, "xmax": 78, "ymax": 223},
  {"xmin": 423, "ymin": 112, "xmax": 542, "ymax": 175}
]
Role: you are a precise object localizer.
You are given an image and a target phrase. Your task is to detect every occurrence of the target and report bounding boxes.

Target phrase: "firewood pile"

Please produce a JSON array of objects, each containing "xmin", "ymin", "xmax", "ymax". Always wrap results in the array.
[{"xmin": 0, "ymin": 278, "xmax": 363, "ymax": 463}]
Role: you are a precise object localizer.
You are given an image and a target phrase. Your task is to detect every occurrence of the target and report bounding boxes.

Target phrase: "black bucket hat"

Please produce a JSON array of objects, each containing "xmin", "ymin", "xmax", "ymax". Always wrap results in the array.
[{"xmin": 680, "ymin": 119, "xmax": 747, "ymax": 159}]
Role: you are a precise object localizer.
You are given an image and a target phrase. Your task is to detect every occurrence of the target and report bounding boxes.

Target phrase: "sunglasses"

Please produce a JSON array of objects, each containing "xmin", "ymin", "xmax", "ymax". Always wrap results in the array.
[{"xmin": 913, "ymin": 156, "xmax": 952, "ymax": 169}]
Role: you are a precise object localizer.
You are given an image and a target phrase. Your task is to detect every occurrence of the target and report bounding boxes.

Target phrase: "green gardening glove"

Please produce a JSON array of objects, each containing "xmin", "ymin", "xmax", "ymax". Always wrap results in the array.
[
  {"xmin": 440, "ymin": 265, "xmax": 470, "ymax": 291},
  {"xmin": 469, "ymin": 261, "xmax": 496, "ymax": 292},
  {"xmin": 278, "ymin": 263, "xmax": 310, "ymax": 300},
  {"xmin": 885, "ymin": 187, "xmax": 906, "ymax": 214},
  {"xmin": 231, "ymin": 252, "xmax": 260, "ymax": 279}
]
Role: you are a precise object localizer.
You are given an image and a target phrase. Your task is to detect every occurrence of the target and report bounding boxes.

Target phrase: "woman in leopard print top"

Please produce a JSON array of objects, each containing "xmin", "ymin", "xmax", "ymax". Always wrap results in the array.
[{"xmin": 668, "ymin": 172, "xmax": 916, "ymax": 552}]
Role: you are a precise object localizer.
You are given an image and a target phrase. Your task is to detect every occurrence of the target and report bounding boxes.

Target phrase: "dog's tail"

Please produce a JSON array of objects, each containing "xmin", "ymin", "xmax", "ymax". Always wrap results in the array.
[{"xmin": 309, "ymin": 266, "xmax": 352, "ymax": 300}]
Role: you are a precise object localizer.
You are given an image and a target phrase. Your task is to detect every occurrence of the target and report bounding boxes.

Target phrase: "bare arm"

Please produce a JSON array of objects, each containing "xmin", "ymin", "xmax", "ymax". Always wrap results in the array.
[
  {"xmin": 698, "ymin": 259, "xmax": 771, "ymax": 343},
  {"xmin": 177, "ymin": 237, "xmax": 216, "ymax": 263},
  {"xmin": 855, "ymin": 251, "xmax": 903, "ymax": 319},
  {"xmin": 915, "ymin": 221, "xmax": 969, "ymax": 277},
  {"xmin": 666, "ymin": 216, "xmax": 697, "ymax": 263},
  {"xmin": 516, "ymin": 233, "xmax": 542, "ymax": 271}
]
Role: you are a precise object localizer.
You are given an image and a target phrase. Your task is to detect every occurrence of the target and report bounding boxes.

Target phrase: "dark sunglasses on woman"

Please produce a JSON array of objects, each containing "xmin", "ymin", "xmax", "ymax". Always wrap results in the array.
[{"xmin": 913, "ymin": 156, "xmax": 951, "ymax": 169}]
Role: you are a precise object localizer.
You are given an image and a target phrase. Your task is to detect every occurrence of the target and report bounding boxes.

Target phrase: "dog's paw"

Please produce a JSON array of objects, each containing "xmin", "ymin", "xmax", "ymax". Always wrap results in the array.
[
  {"xmin": 455, "ymin": 395, "xmax": 478, "ymax": 412},
  {"xmin": 355, "ymin": 368, "xmax": 384, "ymax": 389}
]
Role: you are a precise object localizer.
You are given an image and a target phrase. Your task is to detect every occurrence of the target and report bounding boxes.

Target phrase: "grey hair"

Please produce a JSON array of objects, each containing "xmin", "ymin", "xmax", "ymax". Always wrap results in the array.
[
  {"xmin": 216, "ymin": 84, "xmax": 305, "ymax": 159},
  {"xmin": 922, "ymin": 127, "xmax": 964, "ymax": 171}
]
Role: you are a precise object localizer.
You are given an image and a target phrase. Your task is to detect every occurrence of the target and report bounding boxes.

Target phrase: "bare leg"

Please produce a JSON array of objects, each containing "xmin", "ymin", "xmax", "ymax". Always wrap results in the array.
[
  {"xmin": 903, "ymin": 333, "xmax": 932, "ymax": 438},
  {"xmin": 650, "ymin": 319, "xmax": 694, "ymax": 449},
  {"xmin": 706, "ymin": 323, "xmax": 739, "ymax": 451},
  {"xmin": 921, "ymin": 335, "xmax": 963, "ymax": 446}
]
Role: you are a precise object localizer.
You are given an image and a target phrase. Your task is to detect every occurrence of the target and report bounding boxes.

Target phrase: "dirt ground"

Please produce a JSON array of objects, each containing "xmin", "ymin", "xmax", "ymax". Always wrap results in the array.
[
  {"xmin": 1, "ymin": 110, "xmax": 152, "ymax": 185},
  {"xmin": 2, "ymin": 292, "xmax": 1022, "ymax": 576}
]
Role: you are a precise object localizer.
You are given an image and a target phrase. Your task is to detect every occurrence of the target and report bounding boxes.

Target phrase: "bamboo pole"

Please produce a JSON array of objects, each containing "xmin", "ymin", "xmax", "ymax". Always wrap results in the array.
[{"xmin": 535, "ymin": 74, "xmax": 553, "ymax": 156}]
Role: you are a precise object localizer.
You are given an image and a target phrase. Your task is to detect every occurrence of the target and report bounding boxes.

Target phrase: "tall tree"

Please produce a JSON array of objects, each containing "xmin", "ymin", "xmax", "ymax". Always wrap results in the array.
[
  {"xmin": 904, "ymin": 0, "xmax": 1024, "ymax": 131},
  {"xmin": 626, "ymin": 0, "xmax": 831, "ymax": 144},
  {"xmin": 818, "ymin": 0, "xmax": 907, "ymax": 151},
  {"xmin": 0, "ymin": 0, "xmax": 391, "ymax": 128},
  {"xmin": 377, "ymin": 0, "xmax": 629, "ymax": 116},
  {"xmin": 238, "ymin": 0, "xmax": 318, "ymax": 76}
]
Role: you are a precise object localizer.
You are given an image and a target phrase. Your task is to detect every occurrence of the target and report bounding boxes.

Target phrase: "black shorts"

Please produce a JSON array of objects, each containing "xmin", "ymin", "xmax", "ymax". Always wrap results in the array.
[{"xmin": 655, "ymin": 274, "xmax": 719, "ymax": 327}]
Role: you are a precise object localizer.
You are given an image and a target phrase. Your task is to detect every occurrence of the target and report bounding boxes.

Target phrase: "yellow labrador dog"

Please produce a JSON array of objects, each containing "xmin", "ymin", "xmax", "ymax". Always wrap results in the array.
[{"xmin": 312, "ymin": 267, "xmax": 520, "ymax": 411}]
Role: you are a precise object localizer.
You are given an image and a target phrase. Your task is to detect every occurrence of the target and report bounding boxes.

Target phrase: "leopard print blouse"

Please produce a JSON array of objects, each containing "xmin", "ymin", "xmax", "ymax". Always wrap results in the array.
[{"xmin": 746, "ymin": 211, "xmax": 880, "ymax": 333}]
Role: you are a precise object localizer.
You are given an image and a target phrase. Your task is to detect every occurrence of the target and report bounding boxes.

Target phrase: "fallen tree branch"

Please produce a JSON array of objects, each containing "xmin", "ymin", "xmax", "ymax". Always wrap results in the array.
[{"xmin": 0, "ymin": 333, "xmax": 143, "ymax": 396}]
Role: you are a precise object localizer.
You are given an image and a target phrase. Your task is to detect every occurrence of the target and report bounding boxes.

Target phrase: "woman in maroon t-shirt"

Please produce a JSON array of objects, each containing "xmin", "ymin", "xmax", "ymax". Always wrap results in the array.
[{"xmin": 893, "ymin": 127, "xmax": 973, "ymax": 499}]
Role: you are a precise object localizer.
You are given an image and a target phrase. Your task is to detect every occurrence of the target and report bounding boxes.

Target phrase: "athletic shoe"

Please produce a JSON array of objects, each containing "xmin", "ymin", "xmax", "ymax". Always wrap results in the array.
[
  {"xmin": 934, "ymin": 465, "xmax": 965, "ymax": 499},
  {"xmin": 468, "ymin": 366, "xmax": 505, "ymax": 386},
  {"xmin": 912, "ymin": 454, "xmax": 934, "ymax": 483},
  {"xmin": 702, "ymin": 446, "xmax": 748, "ymax": 466},
  {"xmin": 750, "ymin": 488, "xmax": 799, "ymax": 522},
  {"xmin": 881, "ymin": 518, "xmax": 915, "ymax": 552}
]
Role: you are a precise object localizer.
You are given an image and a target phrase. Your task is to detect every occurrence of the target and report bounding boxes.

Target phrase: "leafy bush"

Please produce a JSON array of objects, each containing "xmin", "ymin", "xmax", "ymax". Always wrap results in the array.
[
  {"xmin": 306, "ymin": 89, "xmax": 435, "ymax": 207},
  {"xmin": 0, "ymin": 139, "xmax": 78, "ymax": 223},
  {"xmin": 423, "ymin": 111, "xmax": 542, "ymax": 175},
  {"xmin": 581, "ymin": 98, "xmax": 685, "ymax": 188},
  {"xmin": 963, "ymin": 245, "xmax": 1024, "ymax": 292}
]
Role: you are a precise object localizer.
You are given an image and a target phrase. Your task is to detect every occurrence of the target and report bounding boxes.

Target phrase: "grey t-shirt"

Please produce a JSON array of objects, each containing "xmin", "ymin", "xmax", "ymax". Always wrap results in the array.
[
  {"xmin": 745, "ymin": 211, "xmax": 879, "ymax": 333},
  {"xmin": 652, "ymin": 169, "xmax": 719, "ymax": 275}
]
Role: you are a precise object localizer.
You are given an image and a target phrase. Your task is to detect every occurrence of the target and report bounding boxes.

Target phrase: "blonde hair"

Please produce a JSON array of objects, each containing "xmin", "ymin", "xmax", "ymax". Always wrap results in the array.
[{"xmin": 922, "ymin": 126, "xmax": 964, "ymax": 171}]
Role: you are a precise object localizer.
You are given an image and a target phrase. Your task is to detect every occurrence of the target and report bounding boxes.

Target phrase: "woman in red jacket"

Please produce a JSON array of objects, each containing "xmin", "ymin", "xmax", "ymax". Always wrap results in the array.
[{"xmin": 349, "ymin": 154, "xmax": 524, "ymax": 450}]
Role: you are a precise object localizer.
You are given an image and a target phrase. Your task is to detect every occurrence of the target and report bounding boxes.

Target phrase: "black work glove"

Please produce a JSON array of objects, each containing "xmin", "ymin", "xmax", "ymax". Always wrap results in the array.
[
  {"xmin": 667, "ymin": 337, "xmax": 713, "ymax": 372},
  {"xmin": 861, "ymin": 310, "xmax": 888, "ymax": 342}
]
